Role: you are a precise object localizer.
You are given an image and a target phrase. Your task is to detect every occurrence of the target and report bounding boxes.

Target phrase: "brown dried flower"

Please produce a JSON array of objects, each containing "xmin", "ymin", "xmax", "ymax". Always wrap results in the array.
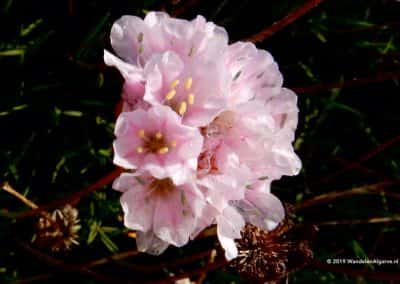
[
  {"xmin": 33, "ymin": 204, "xmax": 81, "ymax": 252},
  {"xmin": 230, "ymin": 204, "xmax": 315, "ymax": 283}
]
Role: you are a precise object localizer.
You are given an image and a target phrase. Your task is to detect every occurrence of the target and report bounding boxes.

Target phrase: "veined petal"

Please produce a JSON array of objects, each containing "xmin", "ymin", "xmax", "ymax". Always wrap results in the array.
[
  {"xmin": 136, "ymin": 230, "xmax": 170, "ymax": 255},
  {"xmin": 236, "ymin": 189, "xmax": 285, "ymax": 232},
  {"xmin": 104, "ymin": 50, "xmax": 144, "ymax": 80}
]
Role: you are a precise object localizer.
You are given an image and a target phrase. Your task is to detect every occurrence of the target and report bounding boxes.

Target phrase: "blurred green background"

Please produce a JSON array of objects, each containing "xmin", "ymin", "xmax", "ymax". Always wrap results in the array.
[{"xmin": 1, "ymin": 0, "xmax": 400, "ymax": 283}]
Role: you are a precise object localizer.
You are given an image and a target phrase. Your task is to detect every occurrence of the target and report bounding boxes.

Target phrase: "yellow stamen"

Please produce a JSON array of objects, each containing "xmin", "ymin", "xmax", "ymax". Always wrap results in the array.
[
  {"xmin": 155, "ymin": 132, "xmax": 163, "ymax": 139},
  {"xmin": 170, "ymin": 79, "xmax": 180, "ymax": 89},
  {"xmin": 185, "ymin": 77, "xmax": 193, "ymax": 90},
  {"xmin": 158, "ymin": 147, "xmax": 169, "ymax": 154},
  {"xmin": 137, "ymin": 32, "xmax": 144, "ymax": 43},
  {"xmin": 136, "ymin": 146, "xmax": 144, "ymax": 153},
  {"xmin": 127, "ymin": 231, "xmax": 137, "ymax": 238},
  {"xmin": 138, "ymin": 45, "xmax": 144, "ymax": 54},
  {"xmin": 165, "ymin": 89, "xmax": 176, "ymax": 100},
  {"xmin": 178, "ymin": 101, "xmax": 187, "ymax": 115},
  {"xmin": 138, "ymin": 129, "xmax": 146, "ymax": 138},
  {"xmin": 187, "ymin": 93, "xmax": 195, "ymax": 105},
  {"xmin": 170, "ymin": 140, "xmax": 177, "ymax": 147}
]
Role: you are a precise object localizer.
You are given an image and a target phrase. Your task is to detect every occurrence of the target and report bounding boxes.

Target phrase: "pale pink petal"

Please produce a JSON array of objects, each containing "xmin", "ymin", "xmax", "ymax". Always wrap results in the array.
[
  {"xmin": 218, "ymin": 234, "xmax": 238, "ymax": 261},
  {"xmin": 190, "ymin": 202, "xmax": 218, "ymax": 239},
  {"xmin": 225, "ymin": 42, "xmax": 283, "ymax": 106},
  {"xmin": 110, "ymin": 15, "xmax": 150, "ymax": 64},
  {"xmin": 112, "ymin": 172, "xmax": 139, "ymax": 193},
  {"xmin": 143, "ymin": 50, "xmax": 227, "ymax": 127},
  {"xmin": 197, "ymin": 163, "xmax": 248, "ymax": 212},
  {"xmin": 235, "ymin": 188, "xmax": 285, "ymax": 231},
  {"xmin": 113, "ymin": 173, "xmax": 155, "ymax": 232},
  {"xmin": 114, "ymin": 171, "xmax": 207, "ymax": 250},
  {"xmin": 121, "ymin": 79, "xmax": 149, "ymax": 112},
  {"xmin": 216, "ymin": 206, "xmax": 245, "ymax": 260},
  {"xmin": 104, "ymin": 50, "xmax": 144, "ymax": 80},
  {"xmin": 136, "ymin": 231, "xmax": 170, "ymax": 255},
  {"xmin": 113, "ymin": 105, "xmax": 203, "ymax": 185},
  {"xmin": 153, "ymin": 183, "xmax": 203, "ymax": 246}
]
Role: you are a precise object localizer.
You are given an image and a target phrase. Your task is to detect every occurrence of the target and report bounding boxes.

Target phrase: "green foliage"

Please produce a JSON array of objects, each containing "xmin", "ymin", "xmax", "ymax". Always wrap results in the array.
[{"xmin": 1, "ymin": 0, "xmax": 400, "ymax": 283}]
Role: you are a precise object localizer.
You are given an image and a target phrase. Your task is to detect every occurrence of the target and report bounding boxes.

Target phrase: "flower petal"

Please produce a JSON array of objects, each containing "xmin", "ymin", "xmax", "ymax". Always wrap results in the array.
[
  {"xmin": 136, "ymin": 230, "xmax": 170, "ymax": 255},
  {"xmin": 236, "ymin": 189, "xmax": 285, "ymax": 231},
  {"xmin": 104, "ymin": 50, "xmax": 144, "ymax": 80},
  {"xmin": 114, "ymin": 173, "xmax": 155, "ymax": 232},
  {"xmin": 216, "ymin": 206, "xmax": 245, "ymax": 260},
  {"xmin": 153, "ymin": 185, "xmax": 199, "ymax": 246}
]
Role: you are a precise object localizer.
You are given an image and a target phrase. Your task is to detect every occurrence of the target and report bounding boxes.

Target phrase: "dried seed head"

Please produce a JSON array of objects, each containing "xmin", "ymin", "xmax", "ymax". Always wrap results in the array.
[
  {"xmin": 33, "ymin": 204, "xmax": 81, "ymax": 252},
  {"xmin": 230, "ymin": 204, "xmax": 314, "ymax": 283}
]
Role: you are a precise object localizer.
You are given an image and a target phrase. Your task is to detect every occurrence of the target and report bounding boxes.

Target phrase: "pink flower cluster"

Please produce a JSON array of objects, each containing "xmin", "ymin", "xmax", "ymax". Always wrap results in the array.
[{"xmin": 105, "ymin": 12, "xmax": 301, "ymax": 260}]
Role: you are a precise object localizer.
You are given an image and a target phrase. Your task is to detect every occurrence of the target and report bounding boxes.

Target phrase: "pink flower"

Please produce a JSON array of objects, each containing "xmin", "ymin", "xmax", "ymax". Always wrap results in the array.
[
  {"xmin": 104, "ymin": 12, "xmax": 230, "ymax": 127},
  {"xmin": 195, "ymin": 152, "xmax": 251, "ymax": 260},
  {"xmin": 113, "ymin": 172, "xmax": 205, "ymax": 248},
  {"xmin": 106, "ymin": 11, "xmax": 302, "ymax": 261},
  {"xmin": 136, "ymin": 230, "xmax": 169, "ymax": 255},
  {"xmin": 216, "ymin": 206, "xmax": 245, "ymax": 260},
  {"xmin": 225, "ymin": 42, "xmax": 283, "ymax": 106},
  {"xmin": 107, "ymin": 12, "xmax": 228, "ymax": 71},
  {"xmin": 113, "ymin": 105, "xmax": 203, "ymax": 185},
  {"xmin": 233, "ymin": 181, "xmax": 285, "ymax": 232},
  {"xmin": 197, "ymin": 150, "xmax": 251, "ymax": 211},
  {"xmin": 142, "ymin": 51, "xmax": 227, "ymax": 127},
  {"xmin": 120, "ymin": 78, "xmax": 148, "ymax": 112},
  {"xmin": 257, "ymin": 88, "xmax": 302, "ymax": 180},
  {"xmin": 201, "ymin": 88, "xmax": 301, "ymax": 182}
]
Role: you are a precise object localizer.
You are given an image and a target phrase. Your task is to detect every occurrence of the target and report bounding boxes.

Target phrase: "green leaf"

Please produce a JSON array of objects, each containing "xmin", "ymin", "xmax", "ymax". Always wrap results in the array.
[
  {"xmin": 63, "ymin": 110, "xmax": 83, "ymax": 117},
  {"xmin": 99, "ymin": 229, "xmax": 119, "ymax": 253},
  {"xmin": 100, "ymin": 226, "xmax": 120, "ymax": 234},
  {"xmin": 0, "ymin": 104, "xmax": 29, "ymax": 116},
  {"xmin": 87, "ymin": 221, "xmax": 100, "ymax": 245},
  {"xmin": 351, "ymin": 240, "xmax": 374, "ymax": 270},
  {"xmin": 0, "ymin": 49, "xmax": 25, "ymax": 57},
  {"xmin": 20, "ymin": 19, "xmax": 43, "ymax": 37},
  {"xmin": 76, "ymin": 13, "xmax": 110, "ymax": 59}
]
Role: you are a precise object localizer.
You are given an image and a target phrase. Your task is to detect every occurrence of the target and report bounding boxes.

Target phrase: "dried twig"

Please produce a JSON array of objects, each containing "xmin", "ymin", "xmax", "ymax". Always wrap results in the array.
[
  {"xmin": 291, "ymin": 71, "xmax": 400, "ymax": 94},
  {"xmin": 243, "ymin": 0, "xmax": 325, "ymax": 43},
  {"xmin": 296, "ymin": 180, "xmax": 400, "ymax": 210},
  {"xmin": 167, "ymin": 258, "xmax": 228, "ymax": 283},
  {"xmin": 331, "ymin": 156, "xmax": 385, "ymax": 178},
  {"xmin": 196, "ymin": 249, "xmax": 217, "ymax": 284},
  {"xmin": 1, "ymin": 182, "xmax": 38, "ymax": 209},
  {"xmin": 14, "ymin": 249, "xmax": 141, "ymax": 284},
  {"xmin": 16, "ymin": 167, "xmax": 123, "ymax": 220},
  {"xmin": 314, "ymin": 216, "xmax": 400, "ymax": 226},
  {"xmin": 14, "ymin": 236, "xmax": 120, "ymax": 284},
  {"xmin": 313, "ymin": 133, "xmax": 400, "ymax": 185},
  {"xmin": 15, "ymin": 246, "xmax": 217, "ymax": 282}
]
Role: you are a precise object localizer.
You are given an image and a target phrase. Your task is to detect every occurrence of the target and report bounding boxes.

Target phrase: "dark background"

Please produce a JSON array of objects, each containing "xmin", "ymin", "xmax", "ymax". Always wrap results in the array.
[{"xmin": 1, "ymin": 0, "xmax": 400, "ymax": 283}]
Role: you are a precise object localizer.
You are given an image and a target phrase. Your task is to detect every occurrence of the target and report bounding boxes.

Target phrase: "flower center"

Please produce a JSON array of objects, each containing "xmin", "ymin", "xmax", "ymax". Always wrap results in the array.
[
  {"xmin": 136, "ymin": 130, "xmax": 177, "ymax": 155},
  {"xmin": 164, "ymin": 77, "xmax": 195, "ymax": 116},
  {"xmin": 149, "ymin": 178, "xmax": 175, "ymax": 196}
]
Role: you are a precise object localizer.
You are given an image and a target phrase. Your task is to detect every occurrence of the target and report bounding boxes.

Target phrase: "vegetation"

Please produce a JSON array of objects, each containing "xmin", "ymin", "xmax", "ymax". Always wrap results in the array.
[{"xmin": 1, "ymin": 0, "xmax": 399, "ymax": 283}]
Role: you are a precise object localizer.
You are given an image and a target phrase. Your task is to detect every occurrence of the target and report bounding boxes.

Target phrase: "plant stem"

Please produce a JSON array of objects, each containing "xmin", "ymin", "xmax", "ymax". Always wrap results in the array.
[
  {"xmin": 315, "ymin": 216, "xmax": 400, "ymax": 226},
  {"xmin": 292, "ymin": 71, "xmax": 400, "ymax": 94},
  {"xmin": 1, "ymin": 182, "xmax": 38, "ymax": 209},
  {"xmin": 16, "ymin": 167, "xmax": 123, "ymax": 220},
  {"xmin": 313, "ymin": 133, "xmax": 400, "ymax": 185},
  {"xmin": 243, "ymin": 0, "xmax": 325, "ymax": 43},
  {"xmin": 296, "ymin": 180, "xmax": 400, "ymax": 210}
]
